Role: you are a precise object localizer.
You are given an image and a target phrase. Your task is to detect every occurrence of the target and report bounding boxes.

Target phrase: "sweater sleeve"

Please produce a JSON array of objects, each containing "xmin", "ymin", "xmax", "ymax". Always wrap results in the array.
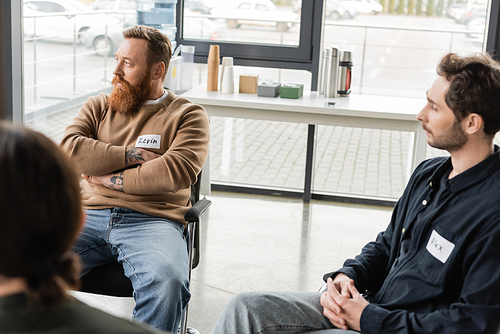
[
  {"xmin": 60, "ymin": 93, "xmax": 126, "ymax": 176},
  {"xmin": 122, "ymin": 103, "xmax": 210, "ymax": 195}
]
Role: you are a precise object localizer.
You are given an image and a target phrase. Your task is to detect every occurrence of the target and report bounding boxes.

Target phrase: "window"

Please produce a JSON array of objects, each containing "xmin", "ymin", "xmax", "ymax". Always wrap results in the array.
[
  {"xmin": 311, "ymin": 0, "xmax": 493, "ymax": 200},
  {"xmin": 178, "ymin": 0, "xmax": 319, "ymax": 72},
  {"xmin": 321, "ymin": 0, "xmax": 490, "ymax": 98}
]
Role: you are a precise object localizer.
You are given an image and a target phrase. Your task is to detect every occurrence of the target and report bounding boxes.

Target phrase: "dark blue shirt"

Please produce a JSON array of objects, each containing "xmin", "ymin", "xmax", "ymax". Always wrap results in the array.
[{"xmin": 325, "ymin": 146, "xmax": 500, "ymax": 334}]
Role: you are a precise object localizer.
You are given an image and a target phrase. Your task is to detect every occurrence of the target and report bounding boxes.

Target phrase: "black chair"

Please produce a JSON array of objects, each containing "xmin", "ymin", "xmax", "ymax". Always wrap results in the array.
[{"xmin": 79, "ymin": 172, "xmax": 211, "ymax": 334}]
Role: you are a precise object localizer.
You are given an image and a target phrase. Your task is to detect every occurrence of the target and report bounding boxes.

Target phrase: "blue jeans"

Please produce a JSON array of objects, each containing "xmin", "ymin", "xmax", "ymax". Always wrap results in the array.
[
  {"xmin": 210, "ymin": 291, "xmax": 359, "ymax": 334},
  {"xmin": 75, "ymin": 208, "xmax": 190, "ymax": 332}
]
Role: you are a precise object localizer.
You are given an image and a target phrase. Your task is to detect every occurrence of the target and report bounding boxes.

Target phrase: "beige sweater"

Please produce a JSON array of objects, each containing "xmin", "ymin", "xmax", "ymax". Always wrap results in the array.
[{"xmin": 60, "ymin": 91, "xmax": 210, "ymax": 224}]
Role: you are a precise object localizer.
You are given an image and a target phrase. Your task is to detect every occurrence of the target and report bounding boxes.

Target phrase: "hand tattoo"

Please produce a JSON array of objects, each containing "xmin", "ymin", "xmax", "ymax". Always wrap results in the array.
[
  {"xmin": 108, "ymin": 172, "xmax": 124, "ymax": 192},
  {"xmin": 125, "ymin": 148, "xmax": 145, "ymax": 166}
]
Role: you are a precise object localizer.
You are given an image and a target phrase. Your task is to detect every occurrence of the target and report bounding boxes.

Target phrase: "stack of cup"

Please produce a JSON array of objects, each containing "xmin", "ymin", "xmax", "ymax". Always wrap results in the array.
[
  {"xmin": 207, "ymin": 45, "xmax": 220, "ymax": 91},
  {"xmin": 220, "ymin": 57, "xmax": 234, "ymax": 93}
]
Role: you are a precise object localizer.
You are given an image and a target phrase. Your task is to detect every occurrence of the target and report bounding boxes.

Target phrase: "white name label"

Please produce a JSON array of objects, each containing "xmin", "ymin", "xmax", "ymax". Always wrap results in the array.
[
  {"xmin": 135, "ymin": 134, "xmax": 161, "ymax": 149},
  {"xmin": 426, "ymin": 230, "xmax": 455, "ymax": 264}
]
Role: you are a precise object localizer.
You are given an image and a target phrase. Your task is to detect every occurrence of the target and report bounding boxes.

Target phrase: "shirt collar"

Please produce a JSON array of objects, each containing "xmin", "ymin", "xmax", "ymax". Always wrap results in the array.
[
  {"xmin": 143, "ymin": 89, "xmax": 168, "ymax": 105},
  {"xmin": 429, "ymin": 145, "xmax": 500, "ymax": 194}
]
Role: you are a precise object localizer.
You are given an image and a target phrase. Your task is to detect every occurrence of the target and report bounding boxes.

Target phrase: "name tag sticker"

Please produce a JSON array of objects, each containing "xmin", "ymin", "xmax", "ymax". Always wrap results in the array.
[
  {"xmin": 426, "ymin": 230, "xmax": 455, "ymax": 263},
  {"xmin": 135, "ymin": 134, "xmax": 161, "ymax": 149}
]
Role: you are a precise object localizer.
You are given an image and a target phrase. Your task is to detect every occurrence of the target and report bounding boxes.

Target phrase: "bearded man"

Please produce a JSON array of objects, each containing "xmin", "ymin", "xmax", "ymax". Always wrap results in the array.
[{"xmin": 60, "ymin": 25, "xmax": 209, "ymax": 333}]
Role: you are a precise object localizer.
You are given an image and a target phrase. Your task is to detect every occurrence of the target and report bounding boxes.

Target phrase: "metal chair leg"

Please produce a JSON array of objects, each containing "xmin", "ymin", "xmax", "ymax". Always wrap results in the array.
[{"xmin": 179, "ymin": 222, "xmax": 196, "ymax": 334}]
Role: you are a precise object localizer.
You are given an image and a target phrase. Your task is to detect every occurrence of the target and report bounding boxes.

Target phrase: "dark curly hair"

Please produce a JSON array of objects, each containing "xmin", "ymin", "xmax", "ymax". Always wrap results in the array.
[
  {"xmin": 437, "ymin": 53, "xmax": 500, "ymax": 137},
  {"xmin": 0, "ymin": 122, "xmax": 82, "ymax": 306}
]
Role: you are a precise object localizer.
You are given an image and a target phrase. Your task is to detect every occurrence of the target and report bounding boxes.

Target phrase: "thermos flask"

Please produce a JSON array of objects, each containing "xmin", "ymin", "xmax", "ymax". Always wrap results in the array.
[
  {"xmin": 318, "ymin": 48, "xmax": 328, "ymax": 95},
  {"xmin": 338, "ymin": 51, "xmax": 352, "ymax": 96},
  {"xmin": 325, "ymin": 47, "xmax": 339, "ymax": 98}
]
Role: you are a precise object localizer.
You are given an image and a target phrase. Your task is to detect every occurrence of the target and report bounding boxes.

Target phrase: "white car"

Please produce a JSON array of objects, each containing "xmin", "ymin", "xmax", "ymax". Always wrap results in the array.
[
  {"xmin": 85, "ymin": 10, "xmax": 227, "ymax": 57},
  {"xmin": 211, "ymin": 0, "xmax": 299, "ymax": 32},
  {"xmin": 465, "ymin": 17, "xmax": 486, "ymax": 42},
  {"xmin": 24, "ymin": 0, "xmax": 120, "ymax": 43},
  {"xmin": 90, "ymin": 0, "xmax": 136, "ymax": 21},
  {"xmin": 336, "ymin": 0, "xmax": 382, "ymax": 15}
]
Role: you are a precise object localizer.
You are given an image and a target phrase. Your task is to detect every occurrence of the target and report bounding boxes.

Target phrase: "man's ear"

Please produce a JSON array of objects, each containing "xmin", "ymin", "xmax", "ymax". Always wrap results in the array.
[
  {"xmin": 152, "ymin": 62, "xmax": 165, "ymax": 81},
  {"xmin": 464, "ymin": 113, "xmax": 484, "ymax": 136}
]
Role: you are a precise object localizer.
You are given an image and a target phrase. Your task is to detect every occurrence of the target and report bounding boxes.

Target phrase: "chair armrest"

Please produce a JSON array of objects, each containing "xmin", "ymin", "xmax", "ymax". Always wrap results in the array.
[{"xmin": 184, "ymin": 198, "xmax": 212, "ymax": 223}]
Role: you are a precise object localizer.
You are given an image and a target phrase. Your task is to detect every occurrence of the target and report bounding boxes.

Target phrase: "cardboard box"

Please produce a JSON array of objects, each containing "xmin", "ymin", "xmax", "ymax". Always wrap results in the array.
[
  {"xmin": 239, "ymin": 74, "xmax": 259, "ymax": 94},
  {"xmin": 257, "ymin": 82, "xmax": 281, "ymax": 97},
  {"xmin": 280, "ymin": 83, "xmax": 304, "ymax": 99}
]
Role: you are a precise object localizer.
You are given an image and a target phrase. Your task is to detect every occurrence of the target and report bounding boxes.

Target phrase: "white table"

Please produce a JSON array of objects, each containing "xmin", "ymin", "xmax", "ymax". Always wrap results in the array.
[{"xmin": 183, "ymin": 84, "xmax": 427, "ymax": 202}]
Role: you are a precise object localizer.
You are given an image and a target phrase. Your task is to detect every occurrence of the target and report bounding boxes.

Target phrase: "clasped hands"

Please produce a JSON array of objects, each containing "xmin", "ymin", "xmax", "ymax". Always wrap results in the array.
[
  {"xmin": 81, "ymin": 147, "xmax": 161, "ymax": 192},
  {"xmin": 320, "ymin": 274, "xmax": 369, "ymax": 332}
]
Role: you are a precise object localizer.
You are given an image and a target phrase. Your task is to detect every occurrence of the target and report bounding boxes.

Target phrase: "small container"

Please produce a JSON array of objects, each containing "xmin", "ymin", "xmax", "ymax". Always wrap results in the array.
[
  {"xmin": 239, "ymin": 74, "xmax": 259, "ymax": 94},
  {"xmin": 136, "ymin": 0, "xmax": 177, "ymax": 28},
  {"xmin": 338, "ymin": 51, "xmax": 352, "ymax": 96},
  {"xmin": 180, "ymin": 45, "xmax": 195, "ymax": 93},
  {"xmin": 281, "ymin": 83, "xmax": 303, "ymax": 99},
  {"xmin": 257, "ymin": 81, "xmax": 281, "ymax": 97}
]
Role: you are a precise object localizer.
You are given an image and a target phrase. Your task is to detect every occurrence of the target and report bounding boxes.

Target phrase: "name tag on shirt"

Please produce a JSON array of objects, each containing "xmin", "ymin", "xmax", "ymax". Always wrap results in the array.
[
  {"xmin": 426, "ymin": 230, "xmax": 455, "ymax": 263},
  {"xmin": 135, "ymin": 134, "xmax": 161, "ymax": 149}
]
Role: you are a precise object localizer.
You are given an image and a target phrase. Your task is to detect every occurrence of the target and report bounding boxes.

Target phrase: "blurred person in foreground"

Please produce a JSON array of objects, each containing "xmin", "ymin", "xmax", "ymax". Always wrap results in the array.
[
  {"xmin": 60, "ymin": 25, "xmax": 209, "ymax": 332},
  {"xmin": 212, "ymin": 53, "xmax": 500, "ymax": 334},
  {"xmin": 0, "ymin": 121, "xmax": 167, "ymax": 333}
]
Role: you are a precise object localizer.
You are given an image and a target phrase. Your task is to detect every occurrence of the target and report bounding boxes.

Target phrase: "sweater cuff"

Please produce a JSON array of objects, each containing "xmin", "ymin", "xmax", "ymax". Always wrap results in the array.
[{"xmin": 360, "ymin": 303, "xmax": 389, "ymax": 334}]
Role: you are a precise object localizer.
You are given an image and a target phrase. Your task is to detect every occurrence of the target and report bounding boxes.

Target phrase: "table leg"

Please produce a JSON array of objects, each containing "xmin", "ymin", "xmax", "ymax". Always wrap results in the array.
[
  {"xmin": 304, "ymin": 124, "xmax": 317, "ymax": 203},
  {"xmin": 201, "ymin": 149, "xmax": 211, "ymax": 196},
  {"xmin": 407, "ymin": 126, "xmax": 427, "ymax": 182}
]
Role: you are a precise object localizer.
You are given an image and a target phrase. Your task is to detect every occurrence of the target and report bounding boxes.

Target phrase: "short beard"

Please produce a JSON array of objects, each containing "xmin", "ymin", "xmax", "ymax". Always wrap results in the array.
[
  {"xmin": 108, "ymin": 69, "xmax": 152, "ymax": 114},
  {"xmin": 428, "ymin": 118, "xmax": 468, "ymax": 152}
]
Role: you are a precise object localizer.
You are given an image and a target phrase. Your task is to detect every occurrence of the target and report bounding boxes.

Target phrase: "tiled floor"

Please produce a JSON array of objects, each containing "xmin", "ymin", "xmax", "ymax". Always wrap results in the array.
[{"xmin": 73, "ymin": 191, "xmax": 393, "ymax": 333}]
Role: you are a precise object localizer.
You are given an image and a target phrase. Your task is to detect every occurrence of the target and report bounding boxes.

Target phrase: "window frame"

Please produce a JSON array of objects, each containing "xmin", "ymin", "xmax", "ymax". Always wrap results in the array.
[
  {"xmin": 175, "ymin": 0, "xmax": 325, "ymax": 79},
  {"xmin": 1, "ymin": 0, "xmax": 23, "ymax": 122},
  {"xmin": 486, "ymin": 0, "xmax": 500, "ymax": 58}
]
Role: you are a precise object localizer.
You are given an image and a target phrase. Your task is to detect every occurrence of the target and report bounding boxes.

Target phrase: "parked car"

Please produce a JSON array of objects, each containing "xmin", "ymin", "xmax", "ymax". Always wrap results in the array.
[
  {"xmin": 336, "ymin": 0, "xmax": 382, "ymax": 15},
  {"xmin": 91, "ymin": 0, "xmax": 213, "ymax": 17},
  {"xmin": 84, "ymin": 17, "xmax": 135, "ymax": 56},
  {"xmin": 292, "ymin": 0, "xmax": 358, "ymax": 20},
  {"xmin": 84, "ymin": 10, "xmax": 227, "ymax": 56},
  {"xmin": 446, "ymin": 3, "xmax": 467, "ymax": 21},
  {"xmin": 465, "ymin": 17, "xmax": 486, "ymax": 42},
  {"xmin": 90, "ymin": 0, "xmax": 136, "ymax": 11},
  {"xmin": 90, "ymin": 0, "xmax": 136, "ymax": 21},
  {"xmin": 185, "ymin": 0, "xmax": 213, "ymax": 15},
  {"xmin": 24, "ymin": 0, "xmax": 120, "ymax": 43},
  {"xmin": 461, "ymin": 4, "xmax": 487, "ymax": 25},
  {"xmin": 211, "ymin": 0, "xmax": 299, "ymax": 32},
  {"xmin": 183, "ymin": 10, "xmax": 228, "ymax": 40}
]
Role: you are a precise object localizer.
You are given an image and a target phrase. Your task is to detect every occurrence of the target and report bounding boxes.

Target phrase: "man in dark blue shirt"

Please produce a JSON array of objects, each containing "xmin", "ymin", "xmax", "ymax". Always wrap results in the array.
[{"xmin": 211, "ymin": 53, "xmax": 500, "ymax": 334}]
